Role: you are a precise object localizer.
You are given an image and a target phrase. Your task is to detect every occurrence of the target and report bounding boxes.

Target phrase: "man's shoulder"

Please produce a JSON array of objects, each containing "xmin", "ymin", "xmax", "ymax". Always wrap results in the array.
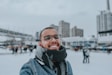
[
  {"xmin": 21, "ymin": 58, "xmax": 38, "ymax": 72},
  {"xmin": 20, "ymin": 58, "xmax": 43, "ymax": 75},
  {"xmin": 20, "ymin": 59, "xmax": 35, "ymax": 75},
  {"xmin": 23, "ymin": 58, "xmax": 44, "ymax": 68},
  {"xmin": 21, "ymin": 58, "xmax": 35, "ymax": 68},
  {"xmin": 65, "ymin": 60, "xmax": 71, "ymax": 66}
]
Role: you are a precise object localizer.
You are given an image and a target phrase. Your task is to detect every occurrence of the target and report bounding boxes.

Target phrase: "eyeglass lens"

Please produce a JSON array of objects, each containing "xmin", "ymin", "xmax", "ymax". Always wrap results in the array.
[{"xmin": 44, "ymin": 35, "xmax": 59, "ymax": 40}]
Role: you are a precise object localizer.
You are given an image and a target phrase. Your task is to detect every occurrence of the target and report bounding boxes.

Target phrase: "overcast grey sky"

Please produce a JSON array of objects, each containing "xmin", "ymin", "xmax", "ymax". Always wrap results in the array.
[{"xmin": 0, "ymin": 0, "xmax": 112, "ymax": 37}]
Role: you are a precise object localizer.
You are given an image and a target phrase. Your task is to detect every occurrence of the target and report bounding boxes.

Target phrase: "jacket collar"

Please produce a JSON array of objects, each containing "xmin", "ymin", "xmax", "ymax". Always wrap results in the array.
[{"xmin": 35, "ymin": 46, "xmax": 46, "ymax": 61}]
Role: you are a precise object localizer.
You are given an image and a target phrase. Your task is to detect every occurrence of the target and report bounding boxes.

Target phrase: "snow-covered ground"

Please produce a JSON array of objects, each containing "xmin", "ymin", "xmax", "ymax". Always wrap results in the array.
[{"xmin": 0, "ymin": 49, "xmax": 112, "ymax": 75}]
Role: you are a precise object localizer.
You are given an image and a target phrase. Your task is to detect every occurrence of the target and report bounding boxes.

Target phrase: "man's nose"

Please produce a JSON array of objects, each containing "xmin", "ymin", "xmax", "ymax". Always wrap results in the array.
[{"xmin": 51, "ymin": 37, "xmax": 57, "ymax": 41}]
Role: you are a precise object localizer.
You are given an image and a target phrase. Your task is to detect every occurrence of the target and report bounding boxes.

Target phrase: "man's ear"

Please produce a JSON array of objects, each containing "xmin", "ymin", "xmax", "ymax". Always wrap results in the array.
[{"xmin": 38, "ymin": 42, "xmax": 43, "ymax": 47}]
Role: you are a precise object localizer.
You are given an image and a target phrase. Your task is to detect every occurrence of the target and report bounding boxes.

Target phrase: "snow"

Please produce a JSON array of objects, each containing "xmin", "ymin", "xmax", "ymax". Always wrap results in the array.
[
  {"xmin": 67, "ymin": 50, "xmax": 112, "ymax": 75},
  {"xmin": 0, "ymin": 49, "xmax": 112, "ymax": 75}
]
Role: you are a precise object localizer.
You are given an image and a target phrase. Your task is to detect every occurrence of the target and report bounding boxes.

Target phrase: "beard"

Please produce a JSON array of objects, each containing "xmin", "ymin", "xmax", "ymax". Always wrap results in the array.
[{"xmin": 44, "ymin": 46, "xmax": 67, "ymax": 62}]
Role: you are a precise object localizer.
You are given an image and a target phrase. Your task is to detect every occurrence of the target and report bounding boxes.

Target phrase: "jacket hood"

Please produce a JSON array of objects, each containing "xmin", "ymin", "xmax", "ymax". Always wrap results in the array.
[{"xmin": 35, "ymin": 46, "xmax": 46, "ymax": 61}]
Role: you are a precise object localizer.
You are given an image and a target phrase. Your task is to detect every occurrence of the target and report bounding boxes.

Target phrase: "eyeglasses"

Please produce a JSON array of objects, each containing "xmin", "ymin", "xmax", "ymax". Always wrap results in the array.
[{"xmin": 43, "ymin": 35, "xmax": 59, "ymax": 41}]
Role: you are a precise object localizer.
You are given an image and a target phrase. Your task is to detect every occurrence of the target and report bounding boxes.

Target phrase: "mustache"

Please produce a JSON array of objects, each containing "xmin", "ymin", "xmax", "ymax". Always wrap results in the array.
[{"xmin": 48, "ymin": 43, "xmax": 60, "ymax": 48}]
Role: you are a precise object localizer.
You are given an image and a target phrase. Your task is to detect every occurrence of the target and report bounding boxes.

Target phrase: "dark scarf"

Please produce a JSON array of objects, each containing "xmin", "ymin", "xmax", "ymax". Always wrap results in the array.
[
  {"xmin": 34, "ymin": 46, "xmax": 67, "ymax": 75},
  {"xmin": 42, "ymin": 46, "xmax": 67, "ymax": 68},
  {"xmin": 44, "ymin": 46, "xmax": 67, "ymax": 62}
]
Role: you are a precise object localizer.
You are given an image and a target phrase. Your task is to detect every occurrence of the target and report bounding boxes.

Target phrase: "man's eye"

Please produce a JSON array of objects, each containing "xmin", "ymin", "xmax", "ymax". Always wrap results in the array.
[
  {"xmin": 44, "ymin": 36, "xmax": 51, "ymax": 40},
  {"xmin": 54, "ymin": 35, "xmax": 59, "ymax": 39}
]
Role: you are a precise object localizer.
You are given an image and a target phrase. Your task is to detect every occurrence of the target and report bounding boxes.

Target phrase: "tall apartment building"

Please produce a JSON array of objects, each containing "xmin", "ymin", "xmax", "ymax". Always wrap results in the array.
[
  {"xmin": 97, "ymin": 0, "xmax": 112, "ymax": 45},
  {"xmin": 71, "ymin": 26, "xmax": 83, "ymax": 37},
  {"xmin": 59, "ymin": 20, "xmax": 70, "ymax": 38}
]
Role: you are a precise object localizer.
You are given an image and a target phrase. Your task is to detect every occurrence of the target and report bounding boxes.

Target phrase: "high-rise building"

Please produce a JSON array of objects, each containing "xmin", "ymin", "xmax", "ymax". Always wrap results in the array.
[
  {"xmin": 97, "ymin": 11, "xmax": 112, "ymax": 32},
  {"xmin": 71, "ymin": 26, "xmax": 83, "ymax": 37},
  {"xmin": 59, "ymin": 20, "xmax": 70, "ymax": 38},
  {"xmin": 107, "ymin": 0, "xmax": 110, "ymax": 11},
  {"xmin": 97, "ymin": 0, "xmax": 112, "ymax": 45},
  {"xmin": 35, "ymin": 32, "xmax": 39, "ymax": 41}
]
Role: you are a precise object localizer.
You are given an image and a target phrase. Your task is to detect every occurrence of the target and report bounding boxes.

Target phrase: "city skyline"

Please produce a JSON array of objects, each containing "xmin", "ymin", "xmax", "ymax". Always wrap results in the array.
[
  {"xmin": 50, "ymin": 21, "xmax": 83, "ymax": 37},
  {"xmin": 0, "ymin": 0, "xmax": 112, "ymax": 37}
]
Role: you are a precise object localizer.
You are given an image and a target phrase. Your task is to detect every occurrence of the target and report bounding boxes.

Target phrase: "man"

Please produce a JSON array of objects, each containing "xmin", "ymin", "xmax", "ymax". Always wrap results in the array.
[
  {"xmin": 20, "ymin": 27, "xmax": 73, "ymax": 75},
  {"xmin": 82, "ymin": 48, "xmax": 90, "ymax": 63},
  {"xmin": 85, "ymin": 49, "xmax": 90, "ymax": 63},
  {"xmin": 82, "ymin": 48, "xmax": 86, "ymax": 63}
]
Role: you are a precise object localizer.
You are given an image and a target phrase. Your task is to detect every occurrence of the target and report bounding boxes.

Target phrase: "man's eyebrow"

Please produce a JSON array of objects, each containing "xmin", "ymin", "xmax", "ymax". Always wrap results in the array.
[
  {"xmin": 44, "ymin": 34, "xmax": 58, "ymax": 36},
  {"xmin": 44, "ymin": 35, "xmax": 51, "ymax": 37}
]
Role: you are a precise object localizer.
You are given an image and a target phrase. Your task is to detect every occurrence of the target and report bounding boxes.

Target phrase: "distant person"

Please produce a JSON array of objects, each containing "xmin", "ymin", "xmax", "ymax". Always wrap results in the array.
[
  {"xmin": 85, "ymin": 49, "xmax": 90, "ymax": 63},
  {"xmin": 107, "ymin": 49, "xmax": 111, "ymax": 54},
  {"xmin": 20, "ymin": 27, "xmax": 73, "ymax": 75},
  {"xmin": 83, "ymin": 48, "xmax": 90, "ymax": 63}
]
